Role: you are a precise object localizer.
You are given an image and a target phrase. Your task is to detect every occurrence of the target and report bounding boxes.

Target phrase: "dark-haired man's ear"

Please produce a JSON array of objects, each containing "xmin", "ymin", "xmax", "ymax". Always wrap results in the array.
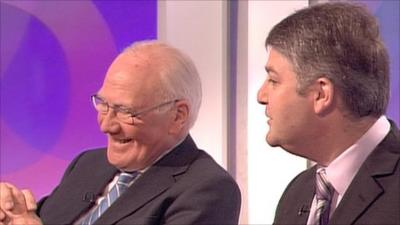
[{"xmin": 313, "ymin": 77, "xmax": 335, "ymax": 115}]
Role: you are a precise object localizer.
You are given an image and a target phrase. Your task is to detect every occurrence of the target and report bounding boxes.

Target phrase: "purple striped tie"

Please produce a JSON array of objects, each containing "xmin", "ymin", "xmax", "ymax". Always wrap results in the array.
[{"xmin": 314, "ymin": 168, "xmax": 334, "ymax": 225}]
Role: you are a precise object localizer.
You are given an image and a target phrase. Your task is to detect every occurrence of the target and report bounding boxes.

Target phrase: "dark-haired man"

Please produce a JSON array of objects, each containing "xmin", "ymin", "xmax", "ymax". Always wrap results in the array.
[{"xmin": 258, "ymin": 3, "xmax": 399, "ymax": 225}]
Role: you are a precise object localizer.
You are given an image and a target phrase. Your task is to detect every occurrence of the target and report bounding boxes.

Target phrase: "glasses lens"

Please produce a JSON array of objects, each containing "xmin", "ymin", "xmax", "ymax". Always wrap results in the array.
[
  {"xmin": 91, "ymin": 95, "xmax": 134, "ymax": 124},
  {"xmin": 92, "ymin": 95, "xmax": 108, "ymax": 113},
  {"xmin": 115, "ymin": 109, "xmax": 134, "ymax": 124}
]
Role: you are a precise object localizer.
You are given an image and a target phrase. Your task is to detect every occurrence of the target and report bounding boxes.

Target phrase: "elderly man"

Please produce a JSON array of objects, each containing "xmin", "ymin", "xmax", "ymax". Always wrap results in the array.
[
  {"xmin": 257, "ymin": 2, "xmax": 399, "ymax": 225},
  {"xmin": 0, "ymin": 41, "xmax": 241, "ymax": 225}
]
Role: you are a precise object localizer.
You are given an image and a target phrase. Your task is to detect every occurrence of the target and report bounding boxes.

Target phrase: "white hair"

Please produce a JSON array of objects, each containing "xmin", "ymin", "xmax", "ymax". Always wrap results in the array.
[{"xmin": 123, "ymin": 40, "xmax": 202, "ymax": 130}]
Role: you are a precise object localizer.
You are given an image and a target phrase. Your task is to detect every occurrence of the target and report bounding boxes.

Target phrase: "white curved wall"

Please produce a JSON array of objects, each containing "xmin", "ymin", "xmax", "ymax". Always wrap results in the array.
[
  {"xmin": 158, "ymin": 0, "xmax": 228, "ymax": 166},
  {"xmin": 158, "ymin": 1, "xmax": 308, "ymax": 224}
]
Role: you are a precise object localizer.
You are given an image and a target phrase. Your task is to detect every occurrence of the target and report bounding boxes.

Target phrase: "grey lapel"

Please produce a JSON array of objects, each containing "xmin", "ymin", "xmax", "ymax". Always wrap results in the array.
[
  {"xmin": 94, "ymin": 135, "xmax": 199, "ymax": 225},
  {"xmin": 330, "ymin": 125, "xmax": 400, "ymax": 224},
  {"xmin": 292, "ymin": 168, "xmax": 316, "ymax": 224},
  {"xmin": 39, "ymin": 149, "xmax": 119, "ymax": 225},
  {"xmin": 274, "ymin": 166, "xmax": 316, "ymax": 225}
]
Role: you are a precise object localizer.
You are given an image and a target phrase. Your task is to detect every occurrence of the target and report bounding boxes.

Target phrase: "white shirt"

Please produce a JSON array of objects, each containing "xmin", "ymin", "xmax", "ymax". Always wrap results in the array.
[{"xmin": 306, "ymin": 116, "xmax": 391, "ymax": 224}]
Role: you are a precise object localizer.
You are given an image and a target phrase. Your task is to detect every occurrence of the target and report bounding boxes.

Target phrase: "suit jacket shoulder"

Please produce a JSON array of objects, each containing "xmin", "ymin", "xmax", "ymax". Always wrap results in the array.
[{"xmin": 37, "ymin": 135, "xmax": 241, "ymax": 225}]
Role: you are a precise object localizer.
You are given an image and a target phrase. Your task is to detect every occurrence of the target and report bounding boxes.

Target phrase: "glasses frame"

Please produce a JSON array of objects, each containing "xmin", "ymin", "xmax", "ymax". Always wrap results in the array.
[{"xmin": 91, "ymin": 94, "xmax": 178, "ymax": 124}]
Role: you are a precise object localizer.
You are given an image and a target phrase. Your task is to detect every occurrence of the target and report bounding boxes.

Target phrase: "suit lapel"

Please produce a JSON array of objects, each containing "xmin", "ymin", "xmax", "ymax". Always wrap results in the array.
[
  {"xmin": 292, "ymin": 168, "xmax": 316, "ymax": 224},
  {"xmin": 41, "ymin": 149, "xmax": 118, "ymax": 225},
  {"xmin": 330, "ymin": 125, "xmax": 400, "ymax": 224},
  {"xmin": 70, "ymin": 165, "xmax": 117, "ymax": 223},
  {"xmin": 330, "ymin": 168, "xmax": 383, "ymax": 224},
  {"xmin": 274, "ymin": 167, "xmax": 316, "ymax": 224},
  {"xmin": 95, "ymin": 135, "xmax": 199, "ymax": 225}
]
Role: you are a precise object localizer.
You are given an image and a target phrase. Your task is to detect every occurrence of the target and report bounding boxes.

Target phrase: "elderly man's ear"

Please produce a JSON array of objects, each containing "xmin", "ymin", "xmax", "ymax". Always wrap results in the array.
[{"xmin": 168, "ymin": 100, "xmax": 190, "ymax": 134}]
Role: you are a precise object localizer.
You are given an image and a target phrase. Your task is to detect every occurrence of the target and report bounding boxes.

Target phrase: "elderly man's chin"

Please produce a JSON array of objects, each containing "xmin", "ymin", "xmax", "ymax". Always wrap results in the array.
[{"xmin": 107, "ymin": 147, "xmax": 136, "ymax": 170}]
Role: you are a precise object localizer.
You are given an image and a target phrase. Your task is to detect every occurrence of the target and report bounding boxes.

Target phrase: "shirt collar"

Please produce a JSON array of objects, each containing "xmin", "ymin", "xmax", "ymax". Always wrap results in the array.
[{"xmin": 325, "ymin": 116, "xmax": 390, "ymax": 196}]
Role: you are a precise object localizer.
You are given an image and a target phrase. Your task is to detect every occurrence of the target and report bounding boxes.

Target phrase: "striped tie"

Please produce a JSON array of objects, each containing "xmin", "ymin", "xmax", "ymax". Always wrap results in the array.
[
  {"xmin": 81, "ymin": 172, "xmax": 138, "ymax": 225},
  {"xmin": 314, "ymin": 168, "xmax": 334, "ymax": 225}
]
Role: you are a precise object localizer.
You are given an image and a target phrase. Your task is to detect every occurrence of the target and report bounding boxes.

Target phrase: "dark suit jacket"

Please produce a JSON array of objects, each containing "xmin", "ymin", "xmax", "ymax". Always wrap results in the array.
[
  {"xmin": 37, "ymin": 135, "xmax": 241, "ymax": 225},
  {"xmin": 274, "ymin": 122, "xmax": 400, "ymax": 225}
]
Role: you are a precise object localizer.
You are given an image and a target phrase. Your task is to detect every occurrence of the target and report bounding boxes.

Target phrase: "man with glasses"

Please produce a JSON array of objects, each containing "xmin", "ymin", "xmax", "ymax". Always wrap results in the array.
[{"xmin": 0, "ymin": 41, "xmax": 241, "ymax": 225}]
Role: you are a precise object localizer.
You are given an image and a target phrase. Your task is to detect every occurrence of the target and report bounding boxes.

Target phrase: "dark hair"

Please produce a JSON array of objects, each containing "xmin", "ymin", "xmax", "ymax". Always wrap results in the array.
[{"xmin": 266, "ymin": 2, "xmax": 389, "ymax": 118}]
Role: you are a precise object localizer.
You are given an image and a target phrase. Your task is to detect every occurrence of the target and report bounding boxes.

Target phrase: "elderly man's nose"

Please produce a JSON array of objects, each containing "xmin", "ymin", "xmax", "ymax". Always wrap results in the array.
[{"xmin": 99, "ymin": 111, "xmax": 120, "ymax": 134}]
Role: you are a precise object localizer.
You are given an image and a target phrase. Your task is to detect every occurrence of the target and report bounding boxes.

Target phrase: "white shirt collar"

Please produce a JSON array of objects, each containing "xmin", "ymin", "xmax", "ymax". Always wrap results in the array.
[{"xmin": 325, "ymin": 116, "xmax": 391, "ymax": 196}]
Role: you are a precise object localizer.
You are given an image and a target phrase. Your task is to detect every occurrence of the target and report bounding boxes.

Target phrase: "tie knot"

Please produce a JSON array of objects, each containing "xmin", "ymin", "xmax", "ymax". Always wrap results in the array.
[
  {"xmin": 117, "ymin": 172, "xmax": 138, "ymax": 186},
  {"xmin": 317, "ymin": 168, "xmax": 327, "ymax": 179},
  {"xmin": 316, "ymin": 168, "xmax": 334, "ymax": 201}
]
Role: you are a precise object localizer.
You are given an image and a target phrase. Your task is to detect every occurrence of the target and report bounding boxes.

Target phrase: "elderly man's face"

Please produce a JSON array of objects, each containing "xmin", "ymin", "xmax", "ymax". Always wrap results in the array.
[{"xmin": 96, "ymin": 52, "xmax": 176, "ymax": 171}]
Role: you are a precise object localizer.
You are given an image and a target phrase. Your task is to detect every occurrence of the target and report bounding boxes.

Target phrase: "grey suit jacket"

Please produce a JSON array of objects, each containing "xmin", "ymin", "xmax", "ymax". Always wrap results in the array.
[
  {"xmin": 37, "ymin": 135, "xmax": 241, "ymax": 225},
  {"xmin": 274, "ymin": 122, "xmax": 400, "ymax": 225}
]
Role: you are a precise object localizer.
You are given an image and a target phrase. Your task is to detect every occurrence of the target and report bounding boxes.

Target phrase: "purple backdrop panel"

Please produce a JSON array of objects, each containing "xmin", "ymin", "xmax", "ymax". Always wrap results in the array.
[
  {"xmin": 0, "ymin": 0, "xmax": 157, "ymax": 198},
  {"xmin": 0, "ymin": 0, "xmax": 398, "ymax": 201},
  {"xmin": 360, "ymin": 0, "xmax": 400, "ymax": 124}
]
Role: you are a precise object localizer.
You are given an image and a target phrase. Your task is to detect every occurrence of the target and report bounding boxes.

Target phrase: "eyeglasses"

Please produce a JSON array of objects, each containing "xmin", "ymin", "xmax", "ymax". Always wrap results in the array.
[{"xmin": 91, "ymin": 94, "xmax": 177, "ymax": 124}]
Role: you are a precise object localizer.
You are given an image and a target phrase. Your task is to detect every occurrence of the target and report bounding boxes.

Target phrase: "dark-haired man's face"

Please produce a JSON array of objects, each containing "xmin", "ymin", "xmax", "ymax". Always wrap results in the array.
[{"xmin": 257, "ymin": 48, "xmax": 316, "ymax": 157}]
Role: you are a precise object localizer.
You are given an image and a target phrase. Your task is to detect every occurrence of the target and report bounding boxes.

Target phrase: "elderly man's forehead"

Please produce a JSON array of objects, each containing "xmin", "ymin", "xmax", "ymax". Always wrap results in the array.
[
  {"xmin": 104, "ymin": 56, "xmax": 149, "ymax": 84},
  {"xmin": 124, "ymin": 44, "xmax": 169, "ymax": 58},
  {"xmin": 108, "ymin": 52, "xmax": 152, "ymax": 74}
]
